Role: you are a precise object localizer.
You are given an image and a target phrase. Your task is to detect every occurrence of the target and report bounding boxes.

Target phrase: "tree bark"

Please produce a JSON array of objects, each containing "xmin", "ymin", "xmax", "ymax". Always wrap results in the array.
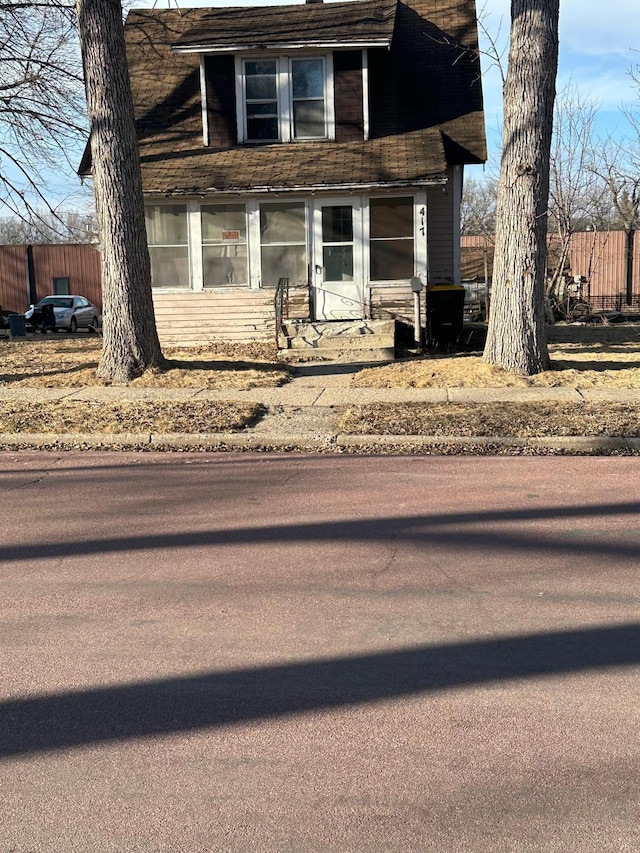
[
  {"xmin": 76, "ymin": 0, "xmax": 166, "ymax": 383},
  {"xmin": 483, "ymin": 0, "xmax": 559, "ymax": 375}
]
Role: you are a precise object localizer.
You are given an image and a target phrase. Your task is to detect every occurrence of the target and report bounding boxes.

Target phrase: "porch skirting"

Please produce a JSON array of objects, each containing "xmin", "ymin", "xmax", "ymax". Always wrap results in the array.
[
  {"xmin": 152, "ymin": 284, "xmax": 420, "ymax": 347},
  {"xmin": 152, "ymin": 289, "xmax": 279, "ymax": 346}
]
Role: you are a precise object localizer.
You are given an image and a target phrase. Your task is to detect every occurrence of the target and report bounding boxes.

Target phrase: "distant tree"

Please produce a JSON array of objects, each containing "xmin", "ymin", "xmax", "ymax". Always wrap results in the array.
[
  {"xmin": 460, "ymin": 177, "xmax": 498, "ymax": 238},
  {"xmin": 546, "ymin": 84, "xmax": 608, "ymax": 296},
  {"xmin": 0, "ymin": 0, "xmax": 89, "ymax": 219},
  {"xmin": 75, "ymin": 0, "xmax": 165, "ymax": 382},
  {"xmin": 593, "ymin": 105, "xmax": 640, "ymax": 306},
  {"xmin": 0, "ymin": 211, "xmax": 98, "ymax": 244},
  {"xmin": 483, "ymin": 0, "xmax": 559, "ymax": 375}
]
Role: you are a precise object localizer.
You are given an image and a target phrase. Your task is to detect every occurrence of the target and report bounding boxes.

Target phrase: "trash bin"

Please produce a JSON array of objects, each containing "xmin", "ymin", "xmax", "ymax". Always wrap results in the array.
[
  {"xmin": 8, "ymin": 315, "xmax": 26, "ymax": 337},
  {"xmin": 425, "ymin": 284, "xmax": 465, "ymax": 349}
]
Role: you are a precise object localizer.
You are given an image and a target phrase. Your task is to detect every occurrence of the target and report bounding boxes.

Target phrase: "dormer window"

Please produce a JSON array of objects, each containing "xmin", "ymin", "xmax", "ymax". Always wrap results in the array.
[
  {"xmin": 244, "ymin": 60, "xmax": 279, "ymax": 141},
  {"xmin": 236, "ymin": 55, "xmax": 334, "ymax": 143},
  {"xmin": 291, "ymin": 58, "xmax": 326, "ymax": 138}
]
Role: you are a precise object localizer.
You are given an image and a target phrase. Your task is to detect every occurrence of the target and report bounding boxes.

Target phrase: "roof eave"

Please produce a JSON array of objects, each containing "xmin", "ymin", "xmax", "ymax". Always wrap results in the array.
[
  {"xmin": 143, "ymin": 178, "xmax": 448, "ymax": 198},
  {"xmin": 172, "ymin": 39, "xmax": 392, "ymax": 54}
]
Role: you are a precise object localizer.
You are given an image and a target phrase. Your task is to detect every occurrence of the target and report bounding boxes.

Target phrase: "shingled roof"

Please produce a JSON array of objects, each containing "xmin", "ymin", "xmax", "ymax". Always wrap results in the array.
[
  {"xmin": 109, "ymin": 0, "xmax": 486, "ymax": 195},
  {"xmin": 139, "ymin": 129, "xmax": 448, "ymax": 197},
  {"xmin": 171, "ymin": 0, "xmax": 398, "ymax": 52}
]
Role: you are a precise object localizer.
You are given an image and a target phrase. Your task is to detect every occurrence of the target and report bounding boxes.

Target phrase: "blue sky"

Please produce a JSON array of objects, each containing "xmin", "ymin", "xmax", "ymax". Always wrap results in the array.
[
  {"xmin": 6, "ymin": 0, "xmax": 639, "ymax": 213},
  {"xmin": 478, "ymin": 0, "xmax": 640, "ymax": 176}
]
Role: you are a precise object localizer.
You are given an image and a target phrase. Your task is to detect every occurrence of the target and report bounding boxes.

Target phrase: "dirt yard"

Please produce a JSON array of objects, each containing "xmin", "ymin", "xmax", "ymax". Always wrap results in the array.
[
  {"xmin": 354, "ymin": 323, "xmax": 640, "ymax": 389},
  {"xmin": 0, "ymin": 337, "xmax": 288, "ymax": 389},
  {"xmin": 1, "ymin": 325, "xmax": 639, "ymax": 439}
]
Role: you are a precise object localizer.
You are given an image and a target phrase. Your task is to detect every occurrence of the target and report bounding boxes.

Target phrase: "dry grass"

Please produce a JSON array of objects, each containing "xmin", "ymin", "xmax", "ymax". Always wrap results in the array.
[
  {"xmin": 338, "ymin": 401, "xmax": 640, "ymax": 438},
  {"xmin": 0, "ymin": 399, "xmax": 262, "ymax": 434},
  {"xmin": 0, "ymin": 337, "xmax": 289, "ymax": 389},
  {"xmin": 354, "ymin": 324, "xmax": 640, "ymax": 389}
]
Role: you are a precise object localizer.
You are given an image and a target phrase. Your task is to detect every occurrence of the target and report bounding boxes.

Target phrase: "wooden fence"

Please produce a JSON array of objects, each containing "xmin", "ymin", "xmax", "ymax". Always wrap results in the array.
[{"xmin": 461, "ymin": 231, "xmax": 640, "ymax": 309}]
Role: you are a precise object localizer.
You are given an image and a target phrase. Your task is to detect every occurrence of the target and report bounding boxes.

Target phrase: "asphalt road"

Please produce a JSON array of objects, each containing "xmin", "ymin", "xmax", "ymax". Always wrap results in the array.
[{"xmin": 1, "ymin": 451, "xmax": 639, "ymax": 852}]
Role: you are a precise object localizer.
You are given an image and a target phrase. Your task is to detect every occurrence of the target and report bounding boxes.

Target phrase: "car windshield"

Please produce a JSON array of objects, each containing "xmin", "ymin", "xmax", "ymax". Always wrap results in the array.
[{"xmin": 38, "ymin": 297, "xmax": 73, "ymax": 308}]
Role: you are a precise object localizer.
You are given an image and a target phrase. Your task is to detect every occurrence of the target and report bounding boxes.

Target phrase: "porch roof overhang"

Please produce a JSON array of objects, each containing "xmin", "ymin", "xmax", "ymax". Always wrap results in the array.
[{"xmin": 139, "ymin": 129, "xmax": 449, "ymax": 196}]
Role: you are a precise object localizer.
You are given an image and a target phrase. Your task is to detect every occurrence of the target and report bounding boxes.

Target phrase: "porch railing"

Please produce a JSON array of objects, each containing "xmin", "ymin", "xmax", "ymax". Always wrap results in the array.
[{"xmin": 274, "ymin": 276, "xmax": 290, "ymax": 344}]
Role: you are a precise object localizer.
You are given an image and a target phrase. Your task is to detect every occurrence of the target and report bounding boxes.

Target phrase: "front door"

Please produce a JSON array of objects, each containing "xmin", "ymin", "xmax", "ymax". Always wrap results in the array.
[{"xmin": 312, "ymin": 200, "xmax": 364, "ymax": 320}]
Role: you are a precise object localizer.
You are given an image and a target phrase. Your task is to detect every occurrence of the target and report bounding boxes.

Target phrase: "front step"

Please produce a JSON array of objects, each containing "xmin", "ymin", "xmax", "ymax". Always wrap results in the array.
[{"xmin": 277, "ymin": 319, "xmax": 396, "ymax": 363}]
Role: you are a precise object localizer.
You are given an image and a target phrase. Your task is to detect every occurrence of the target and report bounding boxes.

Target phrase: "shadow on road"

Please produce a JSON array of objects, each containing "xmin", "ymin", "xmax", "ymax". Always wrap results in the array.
[
  {"xmin": 2, "ymin": 623, "xmax": 638, "ymax": 759},
  {"xmin": 2, "ymin": 500, "xmax": 639, "ymax": 564}
]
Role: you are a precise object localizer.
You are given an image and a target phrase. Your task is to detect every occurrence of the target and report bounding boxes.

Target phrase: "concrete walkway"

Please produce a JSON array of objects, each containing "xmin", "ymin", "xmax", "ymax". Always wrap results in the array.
[{"xmin": 1, "ymin": 362, "xmax": 640, "ymax": 452}]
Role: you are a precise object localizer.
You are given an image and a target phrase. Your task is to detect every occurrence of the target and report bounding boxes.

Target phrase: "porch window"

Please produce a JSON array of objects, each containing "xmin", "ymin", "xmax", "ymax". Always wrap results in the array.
[
  {"xmin": 369, "ymin": 197, "xmax": 414, "ymax": 281},
  {"xmin": 239, "ymin": 56, "xmax": 331, "ymax": 142},
  {"xmin": 145, "ymin": 204, "xmax": 190, "ymax": 289},
  {"xmin": 259, "ymin": 202, "xmax": 307, "ymax": 288},
  {"xmin": 201, "ymin": 204, "xmax": 248, "ymax": 287}
]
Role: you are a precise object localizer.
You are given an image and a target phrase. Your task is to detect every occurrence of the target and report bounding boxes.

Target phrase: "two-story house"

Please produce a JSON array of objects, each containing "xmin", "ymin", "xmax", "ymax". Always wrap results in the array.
[{"xmin": 112, "ymin": 0, "xmax": 485, "ymax": 348}]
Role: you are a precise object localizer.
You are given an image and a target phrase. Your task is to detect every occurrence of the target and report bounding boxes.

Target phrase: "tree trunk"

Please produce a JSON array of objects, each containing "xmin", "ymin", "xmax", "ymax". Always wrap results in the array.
[
  {"xmin": 483, "ymin": 0, "xmax": 559, "ymax": 375},
  {"xmin": 76, "ymin": 0, "xmax": 166, "ymax": 383}
]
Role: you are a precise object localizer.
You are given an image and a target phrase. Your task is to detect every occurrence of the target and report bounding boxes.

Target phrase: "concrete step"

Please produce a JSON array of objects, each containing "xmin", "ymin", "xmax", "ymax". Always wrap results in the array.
[
  {"xmin": 278, "ymin": 319, "xmax": 397, "ymax": 363},
  {"xmin": 280, "ymin": 319, "xmax": 394, "ymax": 339},
  {"xmin": 277, "ymin": 345, "xmax": 395, "ymax": 364}
]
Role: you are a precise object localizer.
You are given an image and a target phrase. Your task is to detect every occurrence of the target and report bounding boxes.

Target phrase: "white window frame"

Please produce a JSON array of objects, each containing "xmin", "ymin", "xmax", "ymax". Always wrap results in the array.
[
  {"xmin": 145, "ymin": 202, "xmax": 193, "ymax": 291},
  {"xmin": 235, "ymin": 54, "xmax": 334, "ymax": 143},
  {"xmin": 365, "ymin": 194, "xmax": 426, "ymax": 285},
  {"xmin": 255, "ymin": 198, "xmax": 309, "ymax": 288},
  {"xmin": 200, "ymin": 202, "xmax": 250, "ymax": 289}
]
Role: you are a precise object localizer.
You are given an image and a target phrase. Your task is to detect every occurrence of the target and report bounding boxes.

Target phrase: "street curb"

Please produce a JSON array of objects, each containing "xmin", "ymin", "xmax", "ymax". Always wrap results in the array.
[{"xmin": 1, "ymin": 432, "xmax": 640, "ymax": 453}]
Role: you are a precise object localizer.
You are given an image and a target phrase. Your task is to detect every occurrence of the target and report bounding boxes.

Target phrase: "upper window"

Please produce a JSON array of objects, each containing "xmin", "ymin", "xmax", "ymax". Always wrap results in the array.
[
  {"xmin": 238, "ymin": 55, "xmax": 333, "ymax": 143},
  {"xmin": 244, "ymin": 60, "xmax": 279, "ymax": 141}
]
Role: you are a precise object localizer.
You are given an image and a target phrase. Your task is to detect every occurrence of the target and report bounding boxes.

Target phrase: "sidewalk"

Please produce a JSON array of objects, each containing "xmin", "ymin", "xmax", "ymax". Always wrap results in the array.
[{"xmin": 1, "ymin": 362, "xmax": 640, "ymax": 453}]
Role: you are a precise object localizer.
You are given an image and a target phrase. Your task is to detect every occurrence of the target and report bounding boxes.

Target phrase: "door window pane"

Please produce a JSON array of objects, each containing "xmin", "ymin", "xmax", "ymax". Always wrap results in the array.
[
  {"xmin": 323, "ymin": 246, "xmax": 353, "ymax": 281},
  {"xmin": 369, "ymin": 197, "xmax": 414, "ymax": 281},
  {"xmin": 202, "ymin": 204, "xmax": 248, "ymax": 287},
  {"xmin": 322, "ymin": 206, "xmax": 353, "ymax": 242},
  {"xmin": 260, "ymin": 202, "xmax": 307, "ymax": 287}
]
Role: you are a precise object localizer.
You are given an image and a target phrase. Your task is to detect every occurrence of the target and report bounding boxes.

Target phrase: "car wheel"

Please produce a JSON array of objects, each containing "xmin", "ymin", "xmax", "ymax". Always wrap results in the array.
[
  {"xmin": 89, "ymin": 316, "xmax": 99, "ymax": 332},
  {"xmin": 69, "ymin": 317, "xmax": 77, "ymax": 333}
]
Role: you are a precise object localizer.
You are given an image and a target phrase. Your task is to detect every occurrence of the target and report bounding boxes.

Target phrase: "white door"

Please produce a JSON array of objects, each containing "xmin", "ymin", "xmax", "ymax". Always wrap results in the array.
[{"xmin": 312, "ymin": 200, "xmax": 365, "ymax": 320}]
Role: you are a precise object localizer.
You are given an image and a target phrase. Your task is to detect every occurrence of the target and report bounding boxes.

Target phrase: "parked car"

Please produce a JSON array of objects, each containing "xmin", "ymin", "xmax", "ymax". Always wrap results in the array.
[{"xmin": 24, "ymin": 295, "xmax": 100, "ymax": 333}]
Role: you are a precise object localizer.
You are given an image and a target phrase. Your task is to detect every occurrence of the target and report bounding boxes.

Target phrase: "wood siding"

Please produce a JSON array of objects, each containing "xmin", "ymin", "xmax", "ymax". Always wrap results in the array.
[
  {"xmin": 427, "ymin": 182, "xmax": 455, "ymax": 284},
  {"xmin": 205, "ymin": 55, "xmax": 237, "ymax": 148},
  {"xmin": 152, "ymin": 289, "xmax": 276, "ymax": 345},
  {"xmin": 334, "ymin": 51, "xmax": 364, "ymax": 142},
  {"xmin": 370, "ymin": 284, "xmax": 420, "ymax": 324}
]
